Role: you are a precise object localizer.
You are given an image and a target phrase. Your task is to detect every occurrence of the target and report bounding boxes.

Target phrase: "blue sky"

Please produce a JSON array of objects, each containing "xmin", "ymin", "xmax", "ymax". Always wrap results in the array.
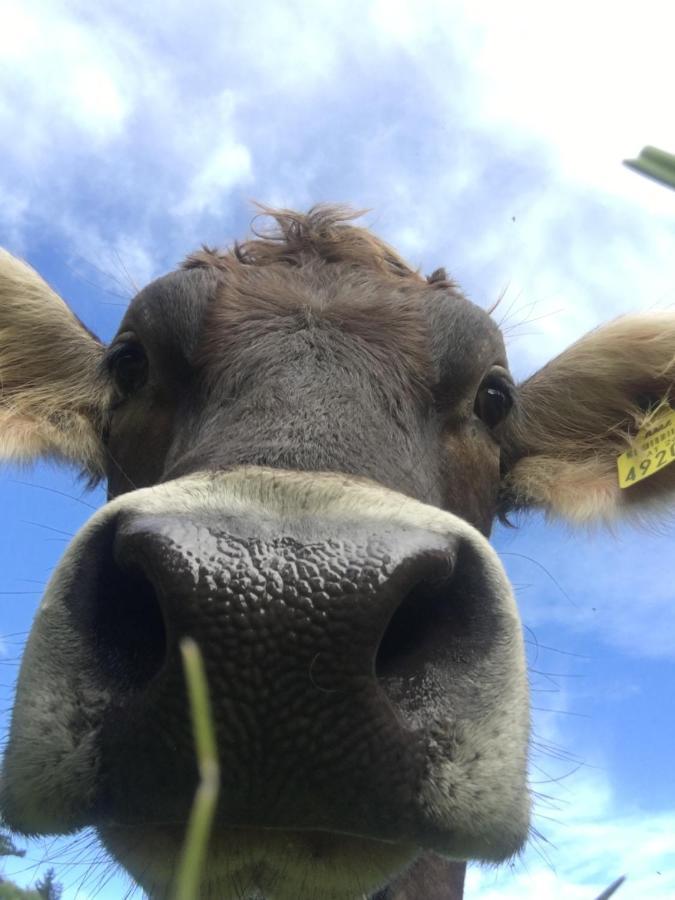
[{"xmin": 1, "ymin": 1, "xmax": 674, "ymax": 897}]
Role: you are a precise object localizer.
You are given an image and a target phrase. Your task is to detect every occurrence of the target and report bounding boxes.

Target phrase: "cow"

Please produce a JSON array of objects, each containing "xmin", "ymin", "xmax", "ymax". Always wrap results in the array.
[{"xmin": 0, "ymin": 206, "xmax": 673, "ymax": 900}]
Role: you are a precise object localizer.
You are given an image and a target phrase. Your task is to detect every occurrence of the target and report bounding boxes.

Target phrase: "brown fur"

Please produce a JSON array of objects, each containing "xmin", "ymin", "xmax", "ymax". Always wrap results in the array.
[
  {"xmin": 184, "ymin": 204, "xmax": 424, "ymax": 282},
  {"xmin": 0, "ymin": 249, "xmax": 109, "ymax": 475},
  {"xmin": 502, "ymin": 312, "xmax": 675, "ymax": 522},
  {"xmin": 184, "ymin": 207, "xmax": 471, "ymax": 418},
  {"xmin": 196, "ymin": 261, "xmax": 434, "ymax": 401}
]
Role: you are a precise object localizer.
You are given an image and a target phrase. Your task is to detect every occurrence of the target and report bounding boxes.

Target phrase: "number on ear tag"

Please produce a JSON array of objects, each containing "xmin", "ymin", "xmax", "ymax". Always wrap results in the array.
[{"xmin": 617, "ymin": 407, "xmax": 675, "ymax": 488}]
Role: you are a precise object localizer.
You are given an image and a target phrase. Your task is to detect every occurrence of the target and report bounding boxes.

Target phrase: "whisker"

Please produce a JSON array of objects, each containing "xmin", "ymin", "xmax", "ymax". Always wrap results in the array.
[
  {"xmin": 21, "ymin": 521, "xmax": 75, "ymax": 538},
  {"xmin": 11, "ymin": 479, "xmax": 98, "ymax": 510}
]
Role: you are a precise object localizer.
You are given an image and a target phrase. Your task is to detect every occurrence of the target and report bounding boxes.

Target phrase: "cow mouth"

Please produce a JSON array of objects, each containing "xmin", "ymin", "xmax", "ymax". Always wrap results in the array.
[{"xmin": 98, "ymin": 823, "xmax": 419, "ymax": 900}]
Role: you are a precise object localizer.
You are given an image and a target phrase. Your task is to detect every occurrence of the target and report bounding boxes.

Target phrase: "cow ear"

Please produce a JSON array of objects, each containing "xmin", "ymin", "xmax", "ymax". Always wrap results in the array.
[
  {"xmin": 500, "ymin": 314, "xmax": 675, "ymax": 524},
  {"xmin": 0, "ymin": 249, "xmax": 109, "ymax": 478}
]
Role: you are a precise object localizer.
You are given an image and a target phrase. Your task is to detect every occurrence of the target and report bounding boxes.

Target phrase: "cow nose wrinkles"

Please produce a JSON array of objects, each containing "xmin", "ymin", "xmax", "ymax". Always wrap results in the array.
[
  {"xmin": 103, "ymin": 512, "xmax": 460, "ymax": 700},
  {"xmin": 93, "ymin": 503, "xmax": 506, "ymax": 801}
]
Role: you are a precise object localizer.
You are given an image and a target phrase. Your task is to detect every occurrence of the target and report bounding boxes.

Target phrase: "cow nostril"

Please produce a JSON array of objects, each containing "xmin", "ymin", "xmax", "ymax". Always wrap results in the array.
[
  {"xmin": 375, "ymin": 552, "xmax": 464, "ymax": 682},
  {"xmin": 92, "ymin": 552, "xmax": 167, "ymax": 691},
  {"xmin": 376, "ymin": 581, "xmax": 450, "ymax": 679}
]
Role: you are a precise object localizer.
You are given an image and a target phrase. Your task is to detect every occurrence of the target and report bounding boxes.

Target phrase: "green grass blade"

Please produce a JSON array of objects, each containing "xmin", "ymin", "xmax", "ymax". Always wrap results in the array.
[
  {"xmin": 624, "ymin": 145, "xmax": 675, "ymax": 191},
  {"xmin": 171, "ymin": 638, "xmax": 220, "ymax": 900}
]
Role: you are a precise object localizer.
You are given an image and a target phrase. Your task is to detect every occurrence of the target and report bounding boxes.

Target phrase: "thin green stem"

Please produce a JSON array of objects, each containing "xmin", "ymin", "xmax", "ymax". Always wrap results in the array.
[{"xmin": 171, "ymin": 638, "xmax": 220, "ymax": 900}]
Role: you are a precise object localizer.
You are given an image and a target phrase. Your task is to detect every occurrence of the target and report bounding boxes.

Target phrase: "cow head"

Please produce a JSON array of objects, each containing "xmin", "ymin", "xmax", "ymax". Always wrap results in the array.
[{"xmin": 1, "ymin": 207, "xmax": 674, "ymax": 899}]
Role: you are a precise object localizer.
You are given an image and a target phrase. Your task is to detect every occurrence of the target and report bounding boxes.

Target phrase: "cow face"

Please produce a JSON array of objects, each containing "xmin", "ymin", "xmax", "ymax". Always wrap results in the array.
[{"xmin": 1, "ymin": 208, "xmax": 674, "ymax": 899}]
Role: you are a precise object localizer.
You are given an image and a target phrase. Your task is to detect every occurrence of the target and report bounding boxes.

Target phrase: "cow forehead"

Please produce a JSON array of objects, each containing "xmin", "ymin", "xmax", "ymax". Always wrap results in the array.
[{"xmin": 114, "ymin": 261, "xmax": 507, "ymax": 387}]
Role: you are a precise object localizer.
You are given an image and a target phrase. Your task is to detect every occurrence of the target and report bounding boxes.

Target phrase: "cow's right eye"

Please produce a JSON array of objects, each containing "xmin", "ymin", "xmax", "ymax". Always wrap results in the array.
[
  {"xmin": 474, "ymin": 370, "xmax": 514, "ymax": 431},
  {"xmin": 108, "ymin": 341, "xmax": 148, "ymax": 397}
]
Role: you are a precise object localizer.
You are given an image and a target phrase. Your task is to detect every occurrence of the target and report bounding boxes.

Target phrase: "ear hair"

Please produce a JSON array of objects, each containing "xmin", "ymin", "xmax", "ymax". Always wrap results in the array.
[
  {"xmin": 501, "ymin": 313, "xmax": 675, "ymax": 523},
  {"xmin": 0, "ymin": 249, "xmax": 110, "ymax": 476}
]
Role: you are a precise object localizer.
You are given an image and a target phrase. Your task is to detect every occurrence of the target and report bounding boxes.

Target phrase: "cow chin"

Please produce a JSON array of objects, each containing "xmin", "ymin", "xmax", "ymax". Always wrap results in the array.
[{"xmin": 99, "ymin": 826, "xmax": 419, "ymax": 900}]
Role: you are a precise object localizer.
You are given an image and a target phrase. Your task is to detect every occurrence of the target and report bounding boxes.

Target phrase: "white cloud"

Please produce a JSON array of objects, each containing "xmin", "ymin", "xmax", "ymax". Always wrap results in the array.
[
  {"xmin": 171, "ymin": 93, "xmax": 254, "ymax": 217},
  {"xmin": 469, "ymin": 767, "xmax": 675, "ymax": 899},
  {"xmin": 464, "ymin": 2, "xmax": 675, "ymax": 204},
  {"xmin": 0, "ymin": 1, "xmax": 132, "ymax": 150},
  {"xmin": 0, "ymin": 0, "xmax": 671, "ymax": 378}
]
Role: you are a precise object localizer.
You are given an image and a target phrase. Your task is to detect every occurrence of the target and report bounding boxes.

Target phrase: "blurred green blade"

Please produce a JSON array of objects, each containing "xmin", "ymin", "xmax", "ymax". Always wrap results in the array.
[
  {"xmin": 624, "ymin": 145, "xmax": 675, "ymax": 191},
  {"xmin": 171, "ymin": 638, "xmax": 220, "ymax": 900}
]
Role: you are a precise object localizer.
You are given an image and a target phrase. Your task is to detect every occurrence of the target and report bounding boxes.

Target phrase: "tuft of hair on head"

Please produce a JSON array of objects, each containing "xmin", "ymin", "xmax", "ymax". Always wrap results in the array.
[
  {"xmin": 182, "ymin": 204, "xmax": 425, "ymax": 282},
  {"xmin": 426, "ymin": 267, "xmax": 449, "ymax": 286}
]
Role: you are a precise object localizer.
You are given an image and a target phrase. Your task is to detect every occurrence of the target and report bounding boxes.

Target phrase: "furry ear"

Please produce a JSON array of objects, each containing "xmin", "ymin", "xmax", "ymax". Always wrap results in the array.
[
  {"xmin": 0, "ymin": 249, "xmax": 109, "ymax": 476},
  {"xmin": 501, "ymin": 313, "xmax": 675, "ymax": 523}
]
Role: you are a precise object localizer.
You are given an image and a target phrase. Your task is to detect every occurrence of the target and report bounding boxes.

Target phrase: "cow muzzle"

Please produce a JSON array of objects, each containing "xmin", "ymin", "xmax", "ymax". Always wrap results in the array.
[{"xmin": 1, "ymin": 468, "xmax": 530, "ymax": 876}]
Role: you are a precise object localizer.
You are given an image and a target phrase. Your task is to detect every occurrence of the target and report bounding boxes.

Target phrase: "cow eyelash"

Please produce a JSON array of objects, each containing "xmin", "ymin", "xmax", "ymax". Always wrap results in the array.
[
  {"xmin": 107, "ymin": 339, "xmax": 149, "ymax": 398},
  {"xmin": 474, "ymin": 369, "xmax": 514, "ymax": 430}
]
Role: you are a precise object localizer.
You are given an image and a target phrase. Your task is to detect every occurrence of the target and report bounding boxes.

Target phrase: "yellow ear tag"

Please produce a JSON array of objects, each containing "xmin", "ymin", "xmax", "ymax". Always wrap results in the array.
[{"xmin": 617, "ymin": 407, "xmax": 675, "ymax": 488}]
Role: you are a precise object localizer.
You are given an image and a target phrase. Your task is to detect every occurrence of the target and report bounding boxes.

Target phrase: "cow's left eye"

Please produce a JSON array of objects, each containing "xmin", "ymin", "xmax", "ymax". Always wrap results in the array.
[
  {"xmin": 474, "ymin": 372, "xmax": 514, "ymax": 430},
  {"xmin": 108, "ymin": 341, "xmax": 148, "ymax": 397}
]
